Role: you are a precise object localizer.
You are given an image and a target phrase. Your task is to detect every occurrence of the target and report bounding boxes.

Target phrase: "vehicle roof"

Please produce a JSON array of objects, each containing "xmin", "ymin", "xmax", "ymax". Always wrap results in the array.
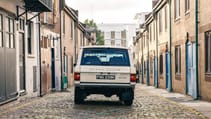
[{"xmin": 81, "ymin": 45, "xmax": 130, "ymax": 50}]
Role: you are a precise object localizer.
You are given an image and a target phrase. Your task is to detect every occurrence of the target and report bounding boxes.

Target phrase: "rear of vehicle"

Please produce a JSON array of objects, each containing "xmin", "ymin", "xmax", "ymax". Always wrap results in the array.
[{"xmin": 74, "ymin": 47, "xmax": 136, "ymax": 105}]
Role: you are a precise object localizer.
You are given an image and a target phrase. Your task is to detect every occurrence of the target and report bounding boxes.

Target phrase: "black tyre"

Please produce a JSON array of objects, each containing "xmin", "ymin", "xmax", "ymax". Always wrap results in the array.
[
  {"xmin": 124, "ymin": 100, "xmax": 133, "ymax": 106},
  {"xmin": 74, "ymin": 87, "xmax": 84, "ymax": 104}
]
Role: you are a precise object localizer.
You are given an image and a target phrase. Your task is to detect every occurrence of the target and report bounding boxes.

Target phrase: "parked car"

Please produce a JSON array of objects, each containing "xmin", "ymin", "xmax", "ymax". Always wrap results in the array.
[{"xmin": 74, "ymin": 46, "xmax": 136, "ymax": 105}]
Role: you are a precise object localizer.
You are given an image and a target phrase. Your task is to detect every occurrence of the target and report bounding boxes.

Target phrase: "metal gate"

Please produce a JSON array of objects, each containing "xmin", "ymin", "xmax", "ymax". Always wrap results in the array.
[
  {"xmin": 186, "ymin": 42, "xmax": 197, "ymax": 99},
  {"xmin": 166, "ymin": 52, "xmax": 171, "ymax": 91},
  {"xmin": 154, "ymin": 57, "xmax": 158, "ymax": 88}
]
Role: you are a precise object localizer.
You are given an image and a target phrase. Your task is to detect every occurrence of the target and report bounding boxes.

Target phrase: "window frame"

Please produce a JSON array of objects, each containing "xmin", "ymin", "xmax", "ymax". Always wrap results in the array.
[
  {"xmin": 111, "ymin": 31, "xmax": 115, "ymax": 39},
  {"xmin": 159, "ymin": 53, "xmax": 163, "ymax": 74},
  {"xmin": 27, "ymin": 21, "xmax": 34, "ymax": 55},
  {"xmin": 205, "ymin": 31, "xmax": 211, "ymax": 73},
  {"xmin": 175, "ymin": 45, "xmax": 181, "ymax": 75},
  {"xmin": 159, "ymin": 11, "xmax": 162, "ymax": 33},
  {"xmin": 185, "ymin": 0, "xmax": 190, "ymax": 13},
  {"xmin": 174, "ymin": 0, "xmax": 180, "ymax": 19},
  {"xmin": 164, "ymin": 6, "xmax": 168, "ymax": 31},
  {"xmin": 5, "ymin": 16, "xmax": 15, "ymax": 49}
]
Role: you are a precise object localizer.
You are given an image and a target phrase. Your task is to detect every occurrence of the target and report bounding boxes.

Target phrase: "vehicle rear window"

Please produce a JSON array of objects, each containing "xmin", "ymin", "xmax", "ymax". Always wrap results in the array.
[{"xmin": 81, "ymin": 48, "xmax": 130, "ymax": 66}]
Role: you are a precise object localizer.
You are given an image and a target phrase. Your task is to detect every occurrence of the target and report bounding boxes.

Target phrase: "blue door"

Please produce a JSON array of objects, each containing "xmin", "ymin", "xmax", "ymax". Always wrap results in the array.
[
  {"xmin": 154, "ymin": 57, "xmax": 158, "ymax": 88},
  {"xmin": 147, "ymin": 60, "xmax": 149, "ymax": 85},
  {"xmin": 186, "ymin": 42, "xmax": 197, "ymax": 99},
  {"xmin": 166, "ymin": 52, "xmax": 171, "ymax": 91}
]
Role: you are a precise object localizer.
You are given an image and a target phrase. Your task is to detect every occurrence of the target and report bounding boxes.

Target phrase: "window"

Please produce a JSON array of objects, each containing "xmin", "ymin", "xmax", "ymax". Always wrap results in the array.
[
  {"xmin": 149, "ymin": 26, "xmax": 152, "ymax": 42},
  {"xmin": 174, "ymin": 0, "xmax": 180, "ymax": 19},
  {"xmin": 0, "ymin": 14, "xmax": 3, "ymax": 47},
  {"xmin": 63, "ymin": 13, "xmax": 65, "ymax": 34},
  {"xmin": 150, "ymin": 59, "xmax": 153, "ymax": 74},
  {"xmin": 121, "ymin": 40, "xmax": 126, "ymax": 47},
  {"xmin": 111, "ymin": 31, "xmax": 115, "ymax": 39},
  {"xmin": 111, "ymin": 40, "xmax": 115, "ymax": 46},
  {"xmin": 143, "ymin": 61, "xmax": 146, "ymax": 75},
  {"xmin": 165, "ymin": 6, "xmax": 168, "ymax": 30},
  {"xmin": 71, "ymin": 21, "xmax": 74, "ymax": 39},
  {"xmin": 159, "ymin": 54, "xmax": 163, "ymax": 74},
  {"xmin": 121, "ymin": 30, "xmax": 126, "ymax": 39},
  {"xmin": 185, "ymin": 0, "xmax": 190, "ymax": 13},
  {"xmin": 153, "ymin": 22, "xmax": 156, "ymax": 41},
  {"xmin": 81, "ymin": 48, "xmax": 130, "ymax": 66},
  {"xmin": 5, "ymin": 17, "xmax": 15, "ymax": 48},
  {"xmin": 205, "ymin": 31, "xmax": 211, "ymax": 73},
  {"xmin": 27, "ymin": 22, "xmax": 33, "ymax": 54},
  {"xmin": 19, "ymin": 18, "xmax": 25, "ymax": 31},
  {"xmin": 44, "ymin": 12, "xmax": 48, "ymax": 23},
  {"xmin": 175, "ymin": 46, "xmax": 181, "ymax": 74},
  {"xmin": 64, "ymin": 55, "xmax": 68, "ymax": 73},
  {"xmin": 159, "ymin": 11, "xmax": 162, "ymax": 33},
  {"xmin": 71, "ymin": 56, "xmax": 73, "ymax": 73},
  {"xmin": 80, "ymin": 32, "xmax": 83, "ymax": 46}
]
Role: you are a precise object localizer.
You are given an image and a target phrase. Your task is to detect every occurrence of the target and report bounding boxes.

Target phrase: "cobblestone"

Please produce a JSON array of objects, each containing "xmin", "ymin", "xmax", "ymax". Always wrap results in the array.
[{"xmin": 0, "ymin": 84, "xmax": 208, "ymax": 119}]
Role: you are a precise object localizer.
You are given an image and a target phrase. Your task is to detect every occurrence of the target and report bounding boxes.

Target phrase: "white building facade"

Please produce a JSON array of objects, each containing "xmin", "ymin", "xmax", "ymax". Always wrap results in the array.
[{"xmin": 97, "ymin": 24, "xmax": 136, "ymax": 47}]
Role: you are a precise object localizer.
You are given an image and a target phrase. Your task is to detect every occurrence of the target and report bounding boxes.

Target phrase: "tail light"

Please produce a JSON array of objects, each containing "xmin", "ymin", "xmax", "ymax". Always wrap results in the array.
[
  {"xmin": 130, "ymin": 74, "xmax": 136, "ymax": 82},
  {"xmin": 74, "ymin": 73, "xmax": 80, "ymax": 81}
]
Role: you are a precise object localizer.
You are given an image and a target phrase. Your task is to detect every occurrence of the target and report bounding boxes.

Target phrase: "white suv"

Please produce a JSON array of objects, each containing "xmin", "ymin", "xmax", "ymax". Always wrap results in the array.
[{"xmin": 74, "ymin": 46, "xmax": 136, "ymax": 105}]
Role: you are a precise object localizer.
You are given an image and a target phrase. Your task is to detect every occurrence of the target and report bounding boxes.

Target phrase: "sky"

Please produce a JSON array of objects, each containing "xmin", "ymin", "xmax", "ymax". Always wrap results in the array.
[{"xmin": 66, "ymin": 0, "xmax": 152, "ymax": 24}]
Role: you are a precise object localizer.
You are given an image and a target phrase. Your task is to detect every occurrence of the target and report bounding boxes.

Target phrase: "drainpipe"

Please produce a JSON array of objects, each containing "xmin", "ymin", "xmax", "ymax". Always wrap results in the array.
[
  {"xmin": 169, "ymin": 0, "xmax": 173, "ymax": 92},
  {"xmin": 141, "ymin": 36, "xmax": 144, "ymax": 84},
  {"xmin": 147, "ymin": 28, "xmax": 150, "ymax": 86},
  {"xmin": 59, "ymin": 2, "xmax": 63, "ymax": 91},
  {"xmin": 195, "ymin": 0, "xmax": 199, "ymax": 99},
  {"xmin": 155, "ymin": 13, "xmax": 159, "ymax": 88},
  {"xmin": 38, "ymin": 14, "xmax": 42, "ymax": 96}
]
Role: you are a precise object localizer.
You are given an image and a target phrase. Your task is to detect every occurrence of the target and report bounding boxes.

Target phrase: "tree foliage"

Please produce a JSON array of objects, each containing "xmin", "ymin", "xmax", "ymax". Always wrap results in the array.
[{"xmin": 84, "ymin": 19, "xmax": 104, "ymax": 45}]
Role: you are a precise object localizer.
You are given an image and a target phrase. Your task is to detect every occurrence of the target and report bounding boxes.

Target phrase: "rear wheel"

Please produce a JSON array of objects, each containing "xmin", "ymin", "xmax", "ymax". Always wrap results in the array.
[
  {"xmin": 124, "ymin": 100, "xmax": 133, "ymax": 106},
  {"xmin": 74, "ymin": 87, "xmax": 84, "ymax": 104}
]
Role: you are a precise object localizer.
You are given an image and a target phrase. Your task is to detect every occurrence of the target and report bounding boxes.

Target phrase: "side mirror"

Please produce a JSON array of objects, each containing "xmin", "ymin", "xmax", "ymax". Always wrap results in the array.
[{"xmin": 74, "ymin": 64, "xmax": 76, "ymax": 67}]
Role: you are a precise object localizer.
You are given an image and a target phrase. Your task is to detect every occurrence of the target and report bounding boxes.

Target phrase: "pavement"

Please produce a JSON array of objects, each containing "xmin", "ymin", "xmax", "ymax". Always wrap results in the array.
[
  {"xmin": 0, "ymin": 83, "xmax": 210, "ymax": 119},
  {"xmin": 142, "ymin": 84, "xmax": 211, "ymax": 119}
]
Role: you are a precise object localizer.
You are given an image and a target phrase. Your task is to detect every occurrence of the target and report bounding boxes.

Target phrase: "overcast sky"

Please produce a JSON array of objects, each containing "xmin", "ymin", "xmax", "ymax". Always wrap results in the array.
[{"xmin": 66, "ymin": 0, "xmax": 152, "ymax": 24}]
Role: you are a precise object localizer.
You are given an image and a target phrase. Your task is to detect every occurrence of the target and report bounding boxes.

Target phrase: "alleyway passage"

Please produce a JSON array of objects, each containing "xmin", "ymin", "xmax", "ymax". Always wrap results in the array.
[{"xmin": 0, "ymin": 84, "xmax": 208, "ymax": 119}]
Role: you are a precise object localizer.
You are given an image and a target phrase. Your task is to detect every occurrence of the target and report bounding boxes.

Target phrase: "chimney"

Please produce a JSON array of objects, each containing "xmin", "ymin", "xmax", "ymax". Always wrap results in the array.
[{"xmin": 152, "ymin": 0, "xmax": 159, "ymax": 8}]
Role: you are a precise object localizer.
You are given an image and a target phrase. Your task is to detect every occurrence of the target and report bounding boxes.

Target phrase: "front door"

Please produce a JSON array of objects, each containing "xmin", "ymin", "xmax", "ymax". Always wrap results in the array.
[
  {"xmin": 51, "ymin": 48, "xmax": 55, "ymax": 89},
  {"xmin": 154, "ymin": 57, "xmax": 158, "ymax": 88},
  {"xmin": 19, "ymin": 32, "xmax": 25, "ymax": 93},
  {"xmin": 186, "ymin": 42, "xmax": 197, "ymax": 99},
  {"xmin": 165, "ymin": 52, "xmax": 171, "ymax": 91}
]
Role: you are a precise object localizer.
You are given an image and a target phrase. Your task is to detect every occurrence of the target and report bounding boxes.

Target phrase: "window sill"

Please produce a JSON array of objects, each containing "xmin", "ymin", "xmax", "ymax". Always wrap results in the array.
[
  {"xmin": 27, "ymin": 55, "xmax": 35, "ymax": 58},
  {"xmin": 185, "ymin": 11, "xmax": 190, "ymax": 16},
  {"xmin": 175, "ymin": 74, "xmax": 182, "ymax": 80},
  {"xmin": 205, "ymin": 73, "xmax": 211, "ymax": 82},
  {"xmin": 174, "ymin": 17, "xmax": 181, "ymax": 22}
]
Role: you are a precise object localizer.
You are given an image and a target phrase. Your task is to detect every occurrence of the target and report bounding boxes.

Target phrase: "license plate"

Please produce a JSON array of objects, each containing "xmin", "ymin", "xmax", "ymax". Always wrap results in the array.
[{"xmin": 96, "ymin": 75, "xmax": 115, "ymax": 80}]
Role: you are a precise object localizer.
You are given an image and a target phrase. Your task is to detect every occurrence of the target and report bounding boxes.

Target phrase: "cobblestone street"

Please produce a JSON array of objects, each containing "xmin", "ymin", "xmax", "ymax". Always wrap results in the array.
[{"xmin": 0, "ymin": 84, "xmax": 208, "ymax": 119}]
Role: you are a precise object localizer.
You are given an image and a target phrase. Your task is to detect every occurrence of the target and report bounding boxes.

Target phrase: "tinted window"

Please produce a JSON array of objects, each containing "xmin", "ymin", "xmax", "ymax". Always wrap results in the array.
[{"xmin": 81, "ymin": 48, "xmax": 130, "ymax": 66}]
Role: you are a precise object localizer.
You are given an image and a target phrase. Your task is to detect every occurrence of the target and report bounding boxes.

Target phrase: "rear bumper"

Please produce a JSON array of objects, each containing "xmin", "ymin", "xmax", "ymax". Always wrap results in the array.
[{"xmin": 75, "ymin": 82, "xmax": 135, "ymax": 88}]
